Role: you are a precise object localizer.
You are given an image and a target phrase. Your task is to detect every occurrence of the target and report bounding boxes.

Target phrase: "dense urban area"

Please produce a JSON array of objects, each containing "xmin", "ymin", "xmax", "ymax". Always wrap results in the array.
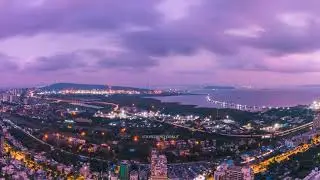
[{"xmin": 0, "ymin": 83, "xmax": 320, "ymax": 180}]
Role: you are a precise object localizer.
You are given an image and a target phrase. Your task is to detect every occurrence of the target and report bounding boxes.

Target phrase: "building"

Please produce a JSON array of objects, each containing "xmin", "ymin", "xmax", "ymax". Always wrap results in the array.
[
  {"xmin": 304, "ymin": 167, "xmax": 320, "ymax": 180},
  {"xmin": 150, "ymin": 149, "xmax": 168, "ymax": 180},
  {"xmin": 312, "ymin": 101, "xmax": 320, "ymax": 130},
  {"xmin": 139, "ymin": 169, "xmax": 148, "ymax": 180},
  {"xmin": 110, "ymin": 172, "xmax": 118, "ymax": 180},
  {"xmin": 23, "ymin": 98, "xmax": 29, "ymax": 105},
  {"xmin": 0, "ymin": 132, "xmax": 4, "ymax": 157},
  {"xmin": 214, "ymin": 169, "xmax": 226, "ymax": 180},
  {"xmin": 314, "ymin": 111, "xmax": 320, "ymax": 130},
  {"xmin": 9, "ymin": 95, "xmax": 14, "ymax": 103},
  {"xmin": 241, "ymin": 167, "xmax": 254, "ymax": 180},
  {"xmin": 214, "ymin": 163, "xmax": 254, "ymax": 180},
  {"xmin": 214, "ymin": 163, "xmax": 228, "ymax": 180},
  {"xmin": 130, "ymin": 171, "xmax": 138, "ymax": 180},
  {"xmin": 0, "ymin": 93, "xmax": 8, "ymax": 102},
  {"xmin": 79, "ymin": 163, "xmax": 90, "ymax": 178},
  {"xmin": 120, "ymin": 162, "xmax": 130, "ymax": 180}
]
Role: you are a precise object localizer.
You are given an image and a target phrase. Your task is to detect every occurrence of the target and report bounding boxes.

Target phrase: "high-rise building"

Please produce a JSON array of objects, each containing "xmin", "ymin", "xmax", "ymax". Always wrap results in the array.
[
  {"xmin": 226, "ymin": 166, "xmax": 245, "ymax": 180},
  {"xmin": 150, "ymin": 149, "xmax": 168, "ymax": 180},
  {"xmin": 139, "ymin": 169, "xmax": 148, "ymax": 180},
  {"xmin": 120, "ymin": 162, "xmax": 130, "ymax": 180},
  {"xmin": 1, "ymin": 93, "xmax": 8, "ymax": 102},
  {"xmin": 9, "ymin": 95, "xmax": 14, "ymax": 103},
  {"xmin": 130, "ymin": 171, "xmax": 139, "ymax": 180},
  {"xmin": 23, "ymin": 98, "xmax": 29, "ymax": 105},
  {"xmin": 214, "ymin": 163, "xmax": 254, "ymax": 180},
  {"xmin": 314, "ymin": 110, "xmax": 320, "ymax": 130},
  {"xmin": 241, "ymin": 167, "xmax": 254, "ymax": 180},
  {"xmin": 214, "ymin": 163, "xmax": 228, "ymax": 180},
  {"xmin": 312, "ymin": 101, "xmax": 320, "ymax": 130}
]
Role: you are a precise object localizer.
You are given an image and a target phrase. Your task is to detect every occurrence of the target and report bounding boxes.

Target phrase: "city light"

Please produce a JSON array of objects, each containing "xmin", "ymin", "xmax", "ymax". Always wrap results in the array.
[
  {"xmin": 120, "ymin": 128, "xmax": 126, "ymax": 133},
  {"xmin": 133, "ymin": 135, "xmax": 139, "ymax": 142}
]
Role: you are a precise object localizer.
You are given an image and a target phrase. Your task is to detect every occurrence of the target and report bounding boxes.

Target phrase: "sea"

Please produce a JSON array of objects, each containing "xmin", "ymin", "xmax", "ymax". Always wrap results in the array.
[{"xmin": 151, "ymin": 87, "xmax": 320, "ymax": 108}]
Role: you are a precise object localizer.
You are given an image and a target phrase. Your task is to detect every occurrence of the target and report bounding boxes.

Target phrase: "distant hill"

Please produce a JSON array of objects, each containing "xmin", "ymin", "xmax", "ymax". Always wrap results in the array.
[
  {"xmin": 203, "ymin": 85, "xmax": 235, "ymax": 90},
  {"xmin": 40, "ymin": 83, "xmax": 150, "ymax": 91},
  {"xmin": 299, "ymin": 84, "xmax": 320, "ymax": 88}
]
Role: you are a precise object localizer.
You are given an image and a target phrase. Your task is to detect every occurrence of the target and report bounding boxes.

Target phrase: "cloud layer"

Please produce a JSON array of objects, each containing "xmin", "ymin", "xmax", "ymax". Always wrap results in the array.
[{"xmin": 1, "ymin": 0, "xmax": 320, "ymax": 87}]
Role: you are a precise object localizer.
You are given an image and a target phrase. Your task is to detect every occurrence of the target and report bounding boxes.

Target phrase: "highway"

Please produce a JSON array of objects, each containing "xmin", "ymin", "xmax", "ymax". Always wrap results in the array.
[{"xmin": 251, "ymin": 135, "xmax": 320, "ymax": 174}]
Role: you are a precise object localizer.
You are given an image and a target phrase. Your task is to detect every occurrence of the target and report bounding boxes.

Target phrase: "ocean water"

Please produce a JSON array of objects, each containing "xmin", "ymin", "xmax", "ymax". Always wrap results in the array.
[{"xmin": 152, "ymin": 88, "xmax": 320, "ymax": 108}]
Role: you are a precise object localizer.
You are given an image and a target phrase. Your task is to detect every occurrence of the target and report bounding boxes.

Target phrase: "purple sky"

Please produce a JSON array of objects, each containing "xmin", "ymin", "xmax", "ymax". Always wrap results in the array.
[{"xmin": 1, "ymin": 0, "xmax": 320, "ymax": 88}]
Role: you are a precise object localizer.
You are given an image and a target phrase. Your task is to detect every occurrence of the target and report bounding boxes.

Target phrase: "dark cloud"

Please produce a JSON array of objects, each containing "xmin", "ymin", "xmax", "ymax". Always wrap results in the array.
[
  {"xmin": 3, "ymin": 0, "xmax": 320, "ymax": 76},
  {"xmin": 244, "ymin": 26, "xmax": 320, "ymax": 55},
  {"xmin": 24, "ymin": 49, "xmax": 157, "ymax": 73},
  {"xmin": 96, "ymin": 52, "xmax": 157, "ymax": 71},
  {"xmin": 0, "ymin": 0, "xmax": 161, "ymax": 38},
  {"xmin": 26, "ymin": 52, "xmax": 86, "ymax": 71}
]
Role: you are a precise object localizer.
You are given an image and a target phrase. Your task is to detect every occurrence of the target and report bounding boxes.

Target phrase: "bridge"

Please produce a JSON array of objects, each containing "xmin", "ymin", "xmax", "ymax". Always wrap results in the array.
[{"xmin": 206, "ymin": 95, "xmax": 270, "ymax": 112}]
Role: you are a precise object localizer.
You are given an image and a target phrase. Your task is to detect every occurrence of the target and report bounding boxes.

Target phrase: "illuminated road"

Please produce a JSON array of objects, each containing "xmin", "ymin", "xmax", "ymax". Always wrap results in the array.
[{"xmin": 250, "ymin": 135, "xmax": 320, "ymax": 174}]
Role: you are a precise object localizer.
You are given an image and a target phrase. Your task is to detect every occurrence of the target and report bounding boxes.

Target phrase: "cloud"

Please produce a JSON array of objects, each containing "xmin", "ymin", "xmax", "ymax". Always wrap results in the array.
[
  {"xmin": 0, "ymin": 0, "xmax": 161, "ymax": 38},
  {"xmin": 217, "ymin": 48, "xmax": 320, "ymax": 73},
  {"xmin": 25, "ymin": 52, "xmax": 87, "ymax": 72},
  {"xmin": 277, "ymin": 12, "xmax": 314, "ymax": 28},
  {"xmin": 121, "ymin": 0, "xmax": 320, "ymax": 60},
  {"xmin": 0, "ymin": 53, "xmax": 19, "ymax": 71},
  {"xmin": 2, "ymin": 0, "xmax": 320, "ymax": 87},
  {"xmin": 224, "ymin": 25, "xmax": 265, "ymax": 38},
  {"xmin": 23, "ymin": 49, "xmax": 157, "ymax": 73}
]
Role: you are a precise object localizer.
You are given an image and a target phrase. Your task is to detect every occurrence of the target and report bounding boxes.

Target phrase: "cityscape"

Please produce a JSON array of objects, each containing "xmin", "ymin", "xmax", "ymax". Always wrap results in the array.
[
  {"xmin": 1, "ymin": 0, "xmax": 320, "ymax": 180},
  {"xmin": 1, "ymin": 84, "xmax": 320, "ymax": 180}
]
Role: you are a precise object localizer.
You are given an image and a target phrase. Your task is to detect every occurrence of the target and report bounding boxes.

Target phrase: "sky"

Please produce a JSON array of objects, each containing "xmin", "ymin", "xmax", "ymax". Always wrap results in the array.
[{"xmin": 1, "ymin": 0, "xmax": 320, "ymax": 88}]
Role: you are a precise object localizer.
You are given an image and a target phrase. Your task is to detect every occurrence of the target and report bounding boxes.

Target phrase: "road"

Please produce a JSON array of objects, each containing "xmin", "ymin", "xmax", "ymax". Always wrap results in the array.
[{"xmin": 250, "ymin": 136, "xmax": 320, "ymax": 174}]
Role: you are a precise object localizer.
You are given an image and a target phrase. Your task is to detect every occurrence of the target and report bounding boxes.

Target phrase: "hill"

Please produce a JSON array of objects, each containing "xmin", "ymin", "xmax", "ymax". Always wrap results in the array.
[{"xmin": 203, "ymin": 85, "xmax": 235, "ymax": 90}]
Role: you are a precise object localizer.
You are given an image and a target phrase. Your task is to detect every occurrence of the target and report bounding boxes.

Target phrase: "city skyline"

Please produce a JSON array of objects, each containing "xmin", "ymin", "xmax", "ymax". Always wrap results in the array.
[{"xmin": 1, "ymin": 0, "xmax": 320, "ymax": 87}]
